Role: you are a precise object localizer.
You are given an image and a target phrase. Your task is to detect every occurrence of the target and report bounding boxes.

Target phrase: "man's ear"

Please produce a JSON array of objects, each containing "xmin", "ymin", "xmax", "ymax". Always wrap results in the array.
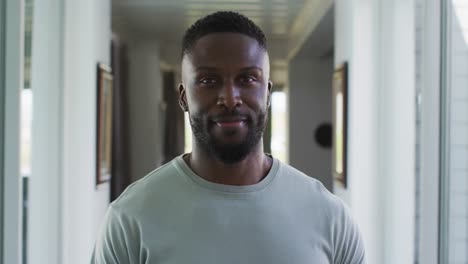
[
  {"xmin": 267, "ymin": 80, "xmax": 273, "ymax": 108},
  {"xmin": 178, "ymin": 83, "xmax": 188, "ymax": 112}
]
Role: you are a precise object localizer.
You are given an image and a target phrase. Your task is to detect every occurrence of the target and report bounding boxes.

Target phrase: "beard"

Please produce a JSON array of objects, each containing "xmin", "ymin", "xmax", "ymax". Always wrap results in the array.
[{"xmin": 189, "ymin": 109, "xmax": 267, "ymax": 164}]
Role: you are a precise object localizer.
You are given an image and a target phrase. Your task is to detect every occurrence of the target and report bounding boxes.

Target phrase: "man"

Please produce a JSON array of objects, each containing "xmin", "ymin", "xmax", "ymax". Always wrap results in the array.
[{"xmin": 92, "ymin": 11, "xmax": 366, "ymax": 264}]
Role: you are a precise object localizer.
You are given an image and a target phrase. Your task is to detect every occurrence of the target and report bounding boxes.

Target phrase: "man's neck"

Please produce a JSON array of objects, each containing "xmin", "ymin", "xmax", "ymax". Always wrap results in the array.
[{"xmin": 184, "ymin": 146, "xmax": 272, "ymax": 186}]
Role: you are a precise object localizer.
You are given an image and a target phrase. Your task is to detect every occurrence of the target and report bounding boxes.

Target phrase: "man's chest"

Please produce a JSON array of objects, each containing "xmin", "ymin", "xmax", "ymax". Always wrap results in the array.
[{"xmin": 136, "ymin": 205, "xmax": 333, "ymax": 264}]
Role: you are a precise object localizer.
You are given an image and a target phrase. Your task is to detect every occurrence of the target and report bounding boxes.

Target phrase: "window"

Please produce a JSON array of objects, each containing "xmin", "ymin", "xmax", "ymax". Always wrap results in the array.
[{"xmin": 439, "ymin": 1, "xmax": 468, "ymax": 263}]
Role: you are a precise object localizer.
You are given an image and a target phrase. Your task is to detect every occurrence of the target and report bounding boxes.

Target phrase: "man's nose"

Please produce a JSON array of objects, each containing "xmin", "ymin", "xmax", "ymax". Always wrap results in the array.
[{"xmin": 217, "ymin": 80, "xmax": 242, "ymax": 109}]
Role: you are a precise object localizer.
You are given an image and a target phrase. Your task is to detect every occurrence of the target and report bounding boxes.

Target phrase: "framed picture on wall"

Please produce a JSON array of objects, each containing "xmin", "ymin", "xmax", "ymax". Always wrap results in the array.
[
  {"xmin": 96, "ymin": 63, "xmax": 113, "ymax": 186},
  {"xmin": 332, "ymin": 62, "xmax": 348, "ymax": 188}
]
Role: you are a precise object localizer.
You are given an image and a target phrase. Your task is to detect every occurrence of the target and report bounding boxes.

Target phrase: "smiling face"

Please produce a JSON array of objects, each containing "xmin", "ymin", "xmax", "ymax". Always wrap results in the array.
[{"xmin": 179, "ymin": 32, "xmax": 272, "ymax": 164}]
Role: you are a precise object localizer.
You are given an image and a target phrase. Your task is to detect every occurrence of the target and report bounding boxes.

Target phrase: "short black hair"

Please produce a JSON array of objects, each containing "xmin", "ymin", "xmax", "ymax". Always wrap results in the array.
[{"xmin": 181, "ymin": 11, "xmax": 267, "ymax": 57}]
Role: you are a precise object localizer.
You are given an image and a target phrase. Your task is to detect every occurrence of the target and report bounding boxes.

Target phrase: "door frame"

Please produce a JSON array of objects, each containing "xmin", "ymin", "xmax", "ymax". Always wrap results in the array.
[{"xmin": 2, "ymin": 0, "xmax": 24, "ymax": 263}]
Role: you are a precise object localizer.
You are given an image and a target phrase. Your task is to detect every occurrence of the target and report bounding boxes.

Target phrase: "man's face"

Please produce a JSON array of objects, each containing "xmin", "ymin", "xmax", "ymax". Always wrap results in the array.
[{"xmin": 180, "ymin": 33, "xmax": 272, "ymax": 164}]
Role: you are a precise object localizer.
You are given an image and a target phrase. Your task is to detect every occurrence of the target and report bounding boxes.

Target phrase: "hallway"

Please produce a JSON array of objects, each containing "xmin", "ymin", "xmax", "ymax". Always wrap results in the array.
[{"xmin": 1, "ymin": 0, "xmax": 465, "ymax": 263}]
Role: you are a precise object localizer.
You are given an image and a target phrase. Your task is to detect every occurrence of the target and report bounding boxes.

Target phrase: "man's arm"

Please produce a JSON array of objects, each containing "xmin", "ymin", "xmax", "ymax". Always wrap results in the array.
[
  {"xmin": 333, "ymin": 202, "xmax": 366, "ymax": 264},
  {"xmin": 91, "ymin": 205, "xmax": 134, "ymax": 264}
]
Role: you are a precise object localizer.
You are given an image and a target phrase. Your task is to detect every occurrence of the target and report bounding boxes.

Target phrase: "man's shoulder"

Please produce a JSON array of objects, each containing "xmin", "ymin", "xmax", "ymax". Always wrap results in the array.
[
  {"xmin": 277, "ymin": 161, "xmax": 347, "ymax": 213},
  {"xmin": 110, "ymin": 158, "xmax": 184, "ymax": 213},
  {"xmin": 277, "ymin": 162, "xmax": 331, "ymax": 195}
]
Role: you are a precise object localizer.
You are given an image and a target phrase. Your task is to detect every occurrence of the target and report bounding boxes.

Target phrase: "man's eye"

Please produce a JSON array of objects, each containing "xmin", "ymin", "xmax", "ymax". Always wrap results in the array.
[
  {"xmin": 240, "ymin": 76, "xmax": 256, "ymax": 83},
  {"xmin": 199, "ymin": 78, "xmax": 217, "ymax": 85}
]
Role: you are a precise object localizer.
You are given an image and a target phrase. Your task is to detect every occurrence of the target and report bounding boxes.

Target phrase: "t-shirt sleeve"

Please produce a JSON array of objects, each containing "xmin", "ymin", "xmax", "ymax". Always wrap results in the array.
[
  {"xmin": 333, "ymin": 201, "xmax": 367, "ymax": 264},
  {"xmin": 90, "ymin": 205, "xmax": 135, "ymax": 264}
]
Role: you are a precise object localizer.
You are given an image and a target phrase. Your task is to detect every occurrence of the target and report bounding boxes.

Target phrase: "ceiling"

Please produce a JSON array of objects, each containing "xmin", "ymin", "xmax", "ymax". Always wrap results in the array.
[
  {"xmin": 113, "ymin": 0, "xmax": 306, "ymax": 41},
  {"xmin": 111, "ymin": 0, "xmax": 334, "ymax": 85}
]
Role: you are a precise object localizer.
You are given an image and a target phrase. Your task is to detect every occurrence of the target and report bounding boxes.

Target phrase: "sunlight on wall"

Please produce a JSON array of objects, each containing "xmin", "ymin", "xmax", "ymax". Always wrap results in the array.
[
  {"xmin": 454, "ymin": 2, "xmax": 468, "ymax": 44},
  {"xmin": 271, "ymin": 91, "xmax": 288, "ymax": 163},
  {"xmin": 184, "ymin": 113, "xmax": 192, "ymax": 154},
  {"xmin": 20, "ymin": 90, "xmax": 33, "ymax": 177}
]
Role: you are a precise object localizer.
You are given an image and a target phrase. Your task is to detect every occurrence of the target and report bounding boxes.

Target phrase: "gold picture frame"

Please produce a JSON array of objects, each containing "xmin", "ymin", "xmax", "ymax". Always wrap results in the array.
[
  {"xmin": 96, "ymin": 63, "xmax": 113, "ymax": 185},
  {"xmin": 332, "ymin": 62, "xmax": 348, "ymax": 188}
]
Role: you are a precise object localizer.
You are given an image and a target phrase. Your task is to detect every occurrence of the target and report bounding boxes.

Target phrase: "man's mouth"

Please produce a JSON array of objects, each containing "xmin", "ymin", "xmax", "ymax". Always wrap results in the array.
[{"xmin": 212, "ymin": 116, "xmax": 247, "ymax": 128}]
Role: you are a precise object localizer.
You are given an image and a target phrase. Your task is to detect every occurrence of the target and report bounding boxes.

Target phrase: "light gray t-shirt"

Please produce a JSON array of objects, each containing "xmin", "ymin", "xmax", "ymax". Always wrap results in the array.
[{"xmin": 91, "ymin": 156, "xmax": 366, "ymax": 264}]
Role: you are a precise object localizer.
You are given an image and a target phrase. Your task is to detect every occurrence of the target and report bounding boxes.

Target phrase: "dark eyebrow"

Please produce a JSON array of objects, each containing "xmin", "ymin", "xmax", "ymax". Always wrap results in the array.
[{"xmin": 195, "ymin": 66, "xmax": 263, "ymax": 72}]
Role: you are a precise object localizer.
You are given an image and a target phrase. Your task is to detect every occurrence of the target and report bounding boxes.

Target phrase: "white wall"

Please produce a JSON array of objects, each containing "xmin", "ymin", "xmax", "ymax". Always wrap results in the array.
[
  {"xmin": 288, "ymin": 6, "xmax": 334, "ymax": 191},
  {"xmin": 289, "ymin": 58, "xmax": 333, "ymax": 190},
  {"xmin": 62, "ymin": 1, "xmax": 111, "ymax": 263},
  {"xmin": 29, "ymin": 0, "xmax": 64, "ymax": 263},
  {"xmin": 125, "ymin": 39, "xmax": 164, "ymax": 182},
  {"xmin": 334, "ymin": 0, "xmax": 415, "ymax": 263},
  {"xmin": 30, "ymin": 0, "xmax": 112, "ymax": 263}
]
